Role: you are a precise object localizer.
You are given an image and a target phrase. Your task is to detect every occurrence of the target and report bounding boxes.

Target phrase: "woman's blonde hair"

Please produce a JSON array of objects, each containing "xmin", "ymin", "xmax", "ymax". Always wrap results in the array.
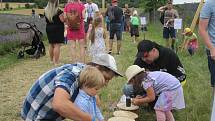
[
  {"xmin": 45, "ymin": 0, "xmax": 59, "ymax": 22},
  {"xmin": 79, "ymin": 66, "xmax": 105, "ymax": 89}
]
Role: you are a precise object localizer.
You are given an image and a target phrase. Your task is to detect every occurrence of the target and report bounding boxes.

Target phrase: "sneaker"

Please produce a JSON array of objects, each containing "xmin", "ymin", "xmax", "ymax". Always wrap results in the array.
[{"xmin": 108, "ymin": 50, "xmax": 112, "ymax": 54}]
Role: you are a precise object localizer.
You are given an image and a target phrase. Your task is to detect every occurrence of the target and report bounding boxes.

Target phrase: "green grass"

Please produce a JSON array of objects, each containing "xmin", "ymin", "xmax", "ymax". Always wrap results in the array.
[
  {"xmin": 0, "ymin": 23, "xmax": 213, "ymax": 121},
  {"xmin": 99, "ymin": 23, "xmax": 212, "ymax": 121}
]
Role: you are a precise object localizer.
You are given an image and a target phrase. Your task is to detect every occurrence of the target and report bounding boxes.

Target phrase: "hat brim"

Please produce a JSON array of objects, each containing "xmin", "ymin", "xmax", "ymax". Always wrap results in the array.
[
  {"xmin": 127, "ymin": 68, "xmax": 145, "ymax": 82},
  {"xmin": 107, "ymin": 67, "xmax": 123, "ymax": 77},
  {"xmin": 92, "ymin": 62, "xmax": 123, "ymax": 77}
]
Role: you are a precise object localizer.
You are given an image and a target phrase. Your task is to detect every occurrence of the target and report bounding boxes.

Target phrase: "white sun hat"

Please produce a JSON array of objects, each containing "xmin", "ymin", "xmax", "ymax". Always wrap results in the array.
[
  {"xmin": 108, "ymin": 117, "xmax": 135, "ymax": 121},
  {"xmin": 92, "ymin": 54, "xmax": 123, "ymax": 77},
  {"xmin": 113, "ymin": 110, "xmax": 138, "ymax": 119},
  {"xmin": 125, "ymin": 65, "xmax": 145, "ymax": 82}
]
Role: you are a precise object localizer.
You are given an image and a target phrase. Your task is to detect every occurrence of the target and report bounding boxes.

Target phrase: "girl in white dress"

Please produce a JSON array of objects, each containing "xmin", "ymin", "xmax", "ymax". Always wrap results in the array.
[{"xmin": 89, "ymin": 17, "xmax": 106, "ymax": 59}]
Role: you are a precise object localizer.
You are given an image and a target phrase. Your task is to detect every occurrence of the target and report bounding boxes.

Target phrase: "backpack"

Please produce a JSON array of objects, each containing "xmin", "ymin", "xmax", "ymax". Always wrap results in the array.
[
  {"xmin": 108, "ymin": 7, "xmax": 115, "ymax": 21},
  {"xmin": 159, "ymin": 11, "xmax": 165, "ymax": 25},
  {"xmin": 66, "ymin": 8, "xmax": 81, "ymax": 31}
]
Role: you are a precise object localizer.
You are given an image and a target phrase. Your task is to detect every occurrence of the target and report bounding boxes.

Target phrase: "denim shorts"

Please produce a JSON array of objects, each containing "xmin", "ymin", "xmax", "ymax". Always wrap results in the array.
[
  {"xmin": 206, "ymin": 49, "xmax": 215, "ymax": 87},
  {"xmin": 109, "ymin": 23, "xmax": 122, "ymax": 40},
  {"xmin": 163, "ymin": 27, "xmax": 176, "ymax": 39}
]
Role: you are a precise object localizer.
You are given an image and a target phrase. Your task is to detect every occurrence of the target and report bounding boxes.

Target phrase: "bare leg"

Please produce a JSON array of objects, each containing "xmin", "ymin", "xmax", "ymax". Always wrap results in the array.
[
  {"xmin": 53, "ymin": 43, "xmax": 61, "ymax": 65},
  {"xmin": 70, "ymin": 40, "xmax": 76, "ymax": 63},
  {"xmin": 171, "ymin": 38, "xmax": 176, "ymax": 50},
  {"xmin": 117, "ymin": 41, "xmax": 121, "ymax": 54},
  {"xmin": 49, "ymin": 44, "xmax": 54, "ymax": 63},
  {"xmin": 109, "ymin": 39, "xmax": 113, "ymax": 54},
  {"xmin": 211, "ymin": 89, "xmax": 215, "ymax": 121},
  {"xmin": 155, "ymin": 110, "xmax": 166, "ymax": 121},
  {"xmin": 78, "ymin": 39, "xmax": 85, "ymax": 63},
  {"xmin": 166, "ymin": 111, "xmax": 175, "ymax": 121},
  {"xmin": 166, "ymin": 38, "xmax": 171, "ymax": 48}
]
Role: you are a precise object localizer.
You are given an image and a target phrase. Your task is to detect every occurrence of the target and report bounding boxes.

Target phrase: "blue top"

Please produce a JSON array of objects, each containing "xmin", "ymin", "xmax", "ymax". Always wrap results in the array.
[
  {"xmin": 200, "ymin": 0, "xmax": 215, "ymax": 46},
  {"xmin": 21, "ymin": 63, "xmax": 85, "ymax": 121},
  {"xmin": 74, "ymin": 89, "xmax": 104, "ymax": 121}
]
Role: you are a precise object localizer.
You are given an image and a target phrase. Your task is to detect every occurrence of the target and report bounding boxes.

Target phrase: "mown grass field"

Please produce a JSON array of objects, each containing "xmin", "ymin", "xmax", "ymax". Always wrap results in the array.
[
  {"xmin": 0, "ymin": 9, "xmax": 44, "ymax": 15},
  {"xmin": 0, "ymin": 17, "xmax": 213, "ymax": 121}
]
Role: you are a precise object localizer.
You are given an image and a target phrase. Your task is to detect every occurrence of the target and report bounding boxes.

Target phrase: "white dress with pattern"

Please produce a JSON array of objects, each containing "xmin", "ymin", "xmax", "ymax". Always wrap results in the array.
[{"xmin": 89, "ymin": 27, "xmax": 106, "ymax": 58}]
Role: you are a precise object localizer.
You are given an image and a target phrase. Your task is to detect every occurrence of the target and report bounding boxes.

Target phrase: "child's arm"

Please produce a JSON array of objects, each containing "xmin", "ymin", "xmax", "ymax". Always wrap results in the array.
[
  {"xmin": 131, "ymin": 87, "xmax": 155, "ymax": 105},
  {"xmin": 95, "ymin": 105, "xmax": 104, "ymax": 121}
]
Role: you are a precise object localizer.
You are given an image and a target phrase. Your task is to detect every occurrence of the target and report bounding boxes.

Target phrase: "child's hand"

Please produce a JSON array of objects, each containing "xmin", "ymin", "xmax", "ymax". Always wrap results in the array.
[{"xmin": 131, "ymin": 97, "xmax": 142, "ymax": 105}]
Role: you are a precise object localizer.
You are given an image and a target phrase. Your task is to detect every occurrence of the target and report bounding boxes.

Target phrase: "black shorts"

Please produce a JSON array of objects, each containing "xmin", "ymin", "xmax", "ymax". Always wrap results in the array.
[
  {"xmin": 130, "ymin": 25, "xmax": 139, "ymax": 37},
  {"xmin": 109, "ymin": 23, "xmax": 122, "ymax": 40},
  {"xmin": 206, "ymin": 49, "xmax": 215, "ymax": 87},
  {"xmin": 163, "ymin": 27, "xmax": 176, "ymax": 39}
]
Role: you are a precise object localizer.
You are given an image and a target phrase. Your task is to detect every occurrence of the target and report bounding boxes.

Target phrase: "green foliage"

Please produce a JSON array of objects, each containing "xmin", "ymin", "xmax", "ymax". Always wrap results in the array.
[
  {"xmin": 34, "ymin": 0, "xmax": 47, "ymax": 9},
  {"xmin": 0, "ymin": 41, "xmax": 19, "ymax": 55}
]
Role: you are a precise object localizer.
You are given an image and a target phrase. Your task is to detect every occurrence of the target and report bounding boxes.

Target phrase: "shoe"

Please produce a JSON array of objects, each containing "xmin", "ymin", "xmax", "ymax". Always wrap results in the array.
[
  {"xmin": 108, "ymin": 50, "xmax": 112, "ymax": 54},
  {"xmin": 116, "ymin": 52, "xmax": 120, "ymax": 55}
]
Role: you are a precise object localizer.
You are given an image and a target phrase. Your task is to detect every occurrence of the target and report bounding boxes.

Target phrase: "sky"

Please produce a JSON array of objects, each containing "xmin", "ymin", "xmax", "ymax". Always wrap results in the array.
[{"xmin": 173, "ymin": 0, "xmax": 203, "ymax": 4}]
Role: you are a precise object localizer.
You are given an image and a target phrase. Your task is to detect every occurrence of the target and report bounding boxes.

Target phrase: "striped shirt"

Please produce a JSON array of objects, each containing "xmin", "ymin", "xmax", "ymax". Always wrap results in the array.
[
  {"xmin": 74, "ymin": 89, "xmax": 104, "ymax": 121},
  {"xmin": 21, "ymin": 63, "xmax": 85, "ymax": 121}
]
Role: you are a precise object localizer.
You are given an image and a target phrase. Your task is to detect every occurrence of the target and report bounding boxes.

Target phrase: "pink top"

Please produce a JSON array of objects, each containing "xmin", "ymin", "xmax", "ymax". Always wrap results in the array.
[{"xmin": 64, "ymin": 2, "xmax": 85, "ymax": 40}]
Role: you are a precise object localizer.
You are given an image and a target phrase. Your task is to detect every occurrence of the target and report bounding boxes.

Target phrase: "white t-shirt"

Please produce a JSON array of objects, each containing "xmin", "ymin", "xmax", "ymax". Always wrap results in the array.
[{"xmin": 84, "ymin": 3, "xmax": 99, "ymax": 19}]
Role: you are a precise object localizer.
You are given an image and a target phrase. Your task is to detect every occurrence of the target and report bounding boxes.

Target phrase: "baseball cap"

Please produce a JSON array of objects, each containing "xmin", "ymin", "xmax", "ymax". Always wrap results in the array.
[
  {"xmin": 112, "ymin": 0, "xmax": 117, "ymax": 3},
  {"xmin": 136, "ymin": 40, "xmax": 156, "ymax": 58},
  {"xmin": 92, "ymin": 53, "xmax": 123, "ymax": 77}
]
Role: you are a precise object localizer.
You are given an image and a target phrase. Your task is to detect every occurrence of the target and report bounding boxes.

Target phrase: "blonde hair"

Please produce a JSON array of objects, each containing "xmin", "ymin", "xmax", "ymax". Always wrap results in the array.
[
  {"xmin": 45, "ymin": 0, "xmax": 59, "ymax": 22},
  {"xmin": 79, "ymin": 66, "xmax": 105, "ymax": 89}
]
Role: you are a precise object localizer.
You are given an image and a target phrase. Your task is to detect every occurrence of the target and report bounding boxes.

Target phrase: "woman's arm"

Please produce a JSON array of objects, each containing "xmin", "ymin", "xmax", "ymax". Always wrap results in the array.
[
  {"xmin": 59, "ymin": 13, "xmax": 65, "ymax": 23},
  {"xmin": 132, "ymin": 87, "xmax": 155, "ymax": 105}
]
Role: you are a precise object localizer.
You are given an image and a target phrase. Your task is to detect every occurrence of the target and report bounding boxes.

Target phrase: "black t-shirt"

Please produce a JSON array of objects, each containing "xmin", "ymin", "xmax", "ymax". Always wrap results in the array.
[
  {"xmin": 134, "ymin": 45, "xmax": 186, "ymax": 82},
  {"xmin": 111, "ymin": 6, "xmax": 123, "ymax": 23}
]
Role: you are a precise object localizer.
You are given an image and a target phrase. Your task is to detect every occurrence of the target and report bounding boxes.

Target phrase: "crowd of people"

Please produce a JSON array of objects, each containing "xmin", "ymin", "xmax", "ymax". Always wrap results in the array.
[{"xmin": 20, "ymin": 0, "xmax": 215, "ymax": 120}]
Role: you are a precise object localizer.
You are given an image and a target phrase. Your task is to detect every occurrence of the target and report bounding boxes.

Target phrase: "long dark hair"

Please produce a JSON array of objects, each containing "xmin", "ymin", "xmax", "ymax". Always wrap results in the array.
[
  {"xmin": 130, "ymin": 72, "xmax": 147, "ymax": 92},
  {"xmin": 90, "ymin": 17, "xmax": 102, "ymax": 44}
]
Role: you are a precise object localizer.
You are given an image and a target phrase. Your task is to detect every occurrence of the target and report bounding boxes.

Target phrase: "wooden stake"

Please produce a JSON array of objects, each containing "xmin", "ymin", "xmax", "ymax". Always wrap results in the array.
[{"xmin": 189, "ymin": 0, "xmax": 204, "ymax": 32}]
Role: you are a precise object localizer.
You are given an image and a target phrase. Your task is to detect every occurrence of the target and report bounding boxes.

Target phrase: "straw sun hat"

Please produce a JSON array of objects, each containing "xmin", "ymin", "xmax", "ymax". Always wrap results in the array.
[
  {"xmin": 108, "ymin": 117, "xmax": 135, "ymax": 121},
  {"xmin": 183, "ymin": 27, "xmax": 192, "ymax": 34},
  {"xmin": 125, "ymin": 65, "xmax": 145, "ymax": 82},
  {"xmin": 113, "ymin": 110, "xmax": 138, "ymax": 119}
]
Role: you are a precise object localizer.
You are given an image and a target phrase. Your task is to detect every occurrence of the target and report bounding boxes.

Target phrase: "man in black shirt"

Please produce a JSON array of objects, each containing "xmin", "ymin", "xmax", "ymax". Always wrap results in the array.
[
  {"xmin": 108, "ymin": 0, "xmax": 123, "ymax": 55},
  {"xmin": 123, "ymin": 39, "xmax": 186, "ymax": 109},
  {"xmin": 134, "ymin": 40, "xmax": 186, "ymax": 84}
]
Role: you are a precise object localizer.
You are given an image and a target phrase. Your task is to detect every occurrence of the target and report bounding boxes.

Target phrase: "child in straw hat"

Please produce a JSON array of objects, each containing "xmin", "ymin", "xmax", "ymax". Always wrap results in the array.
[
  {"xmin": 181, "ymin": 27, "xmax": 198, "ymax": 56},
  {"xmin": 124, "ymin": 65, "xmax": 185, "ymax": 121},
  {"xmin": 74, "ymin": 66, "xmax": 105, "ymax": 121}
]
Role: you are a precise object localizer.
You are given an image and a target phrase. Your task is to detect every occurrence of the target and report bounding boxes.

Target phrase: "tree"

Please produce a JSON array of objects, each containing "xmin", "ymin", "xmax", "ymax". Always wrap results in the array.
[{"xmin": 138, "ymin": 0, "xmax": 168, "ymax": 23}]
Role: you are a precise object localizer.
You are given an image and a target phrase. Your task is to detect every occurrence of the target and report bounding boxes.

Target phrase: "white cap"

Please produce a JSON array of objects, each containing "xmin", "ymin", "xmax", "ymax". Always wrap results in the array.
[{"xmin": 92, "ymin": 54, "xmax": 123, "ymax": 77}]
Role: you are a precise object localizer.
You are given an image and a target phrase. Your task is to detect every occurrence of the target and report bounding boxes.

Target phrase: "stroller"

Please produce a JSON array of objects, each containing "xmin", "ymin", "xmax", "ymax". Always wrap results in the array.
[{"xmin": 16, "ymin": 22, "xmax": 46, "ymax": 59}]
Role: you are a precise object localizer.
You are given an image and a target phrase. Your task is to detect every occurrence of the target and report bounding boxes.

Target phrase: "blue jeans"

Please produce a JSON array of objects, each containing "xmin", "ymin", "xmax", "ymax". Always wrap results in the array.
[{"xmin": 206, "ymin": 49, "xmax": 215, "ymax": 87}]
